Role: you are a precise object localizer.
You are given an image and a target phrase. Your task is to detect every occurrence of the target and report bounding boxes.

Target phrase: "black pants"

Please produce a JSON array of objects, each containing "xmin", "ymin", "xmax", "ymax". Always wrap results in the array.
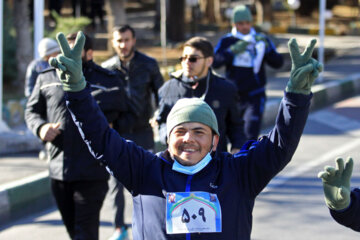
[
  {"xmin": 51, "ymin": 179, "xmax": 108, "ymax": 240},
  {"xmin": 240, "ymin": 92, "xmax": 266, "ymax": 141},
  {"xmin": 109, "ymin": 176, "xmax": 126, "ymax": 228}
]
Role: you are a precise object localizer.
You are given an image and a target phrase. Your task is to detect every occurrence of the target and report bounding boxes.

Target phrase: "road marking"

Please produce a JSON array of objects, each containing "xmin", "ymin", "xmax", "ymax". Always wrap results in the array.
[
  {"xmin": 263, "ymin": 136, "xmax": 360, "ymax": 193},
  {"xmin": 0, "ymin": 171, "xmax": 49, "ymax": 192},
  {"xmin": 309, "ymin": 110, "xmax": 360, "ymax": 136}
]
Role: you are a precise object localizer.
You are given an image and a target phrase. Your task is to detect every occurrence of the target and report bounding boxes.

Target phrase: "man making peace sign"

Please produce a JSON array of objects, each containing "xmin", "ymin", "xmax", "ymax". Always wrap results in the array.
[{"xmin": 49, "ymin": 32, "xmax": 322, "ymax": 239}]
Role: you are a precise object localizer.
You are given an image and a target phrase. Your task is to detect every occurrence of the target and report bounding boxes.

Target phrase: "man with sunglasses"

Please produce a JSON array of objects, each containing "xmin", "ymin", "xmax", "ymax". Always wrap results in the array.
[
  {"xmin": 156, "ymin": 36, "xmax": 246, "ymax": 153},
  {"xmin": 213, "ymin": 5, "xmax": 283, "ymax": 142},
  {"xmin": 49, "ymin": 31, "xmax": 322, "ymax": 239}
]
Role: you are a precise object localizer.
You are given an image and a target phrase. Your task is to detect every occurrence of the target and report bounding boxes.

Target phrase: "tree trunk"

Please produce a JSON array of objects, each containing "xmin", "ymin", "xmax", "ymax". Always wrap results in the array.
[
  {"xmin": 108, "ymin": 0, "xmax": 127, "ymax": 26},
  {"xmin": 13, "ymin": 0, "xmax": 32, "ymax": 90},
  {"xmin": 167, "ymin": 0, "xmax": 185, "ymax": 42},
  {"xmin": 206, "ymin": 0, "xmax": 221, "ymax": 24},
  {"xmin": 106, "ymin": 0, "xmax": 127, "ymax": 53},
  {"xmin": 260, "ymin": 0, "xmax": 272, "ymax": 23}
]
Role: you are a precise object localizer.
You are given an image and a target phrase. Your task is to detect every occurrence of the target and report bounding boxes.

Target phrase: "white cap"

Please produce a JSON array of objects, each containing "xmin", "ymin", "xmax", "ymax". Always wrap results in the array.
[{"xmin": 38, "ymin": 38, "xmax": 60, "ymax": 58}]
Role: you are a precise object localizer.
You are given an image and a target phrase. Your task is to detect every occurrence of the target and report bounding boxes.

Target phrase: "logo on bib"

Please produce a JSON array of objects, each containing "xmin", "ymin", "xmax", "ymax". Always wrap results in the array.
[{"xmin": 166, "ymin": 191, "xmax": 222, "ymax": 234}]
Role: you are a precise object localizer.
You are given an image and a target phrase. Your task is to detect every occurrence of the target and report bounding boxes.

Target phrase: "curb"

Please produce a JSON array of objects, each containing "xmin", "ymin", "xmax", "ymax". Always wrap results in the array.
[
  {"xmin": 269, "ymin": 26, "xmax": 338, "ymax": 36},
  {"xmin": 0, "ymin": 171, "xmax": 53, "ymax": 227},
  {"xmin": 0, "ymin": 130, "xmax": 42, "ymax": 155},
  {"xmin": 262, "ymin": 73, "xmax": 360, "ymax": 128}
]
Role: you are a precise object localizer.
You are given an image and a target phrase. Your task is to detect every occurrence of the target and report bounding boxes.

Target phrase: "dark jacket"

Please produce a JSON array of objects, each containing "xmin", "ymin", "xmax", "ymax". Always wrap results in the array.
[
  {"xmin": 24, "ymin": 58, "xmax": 51, "ymax": 98},
  {"xmin": 101, "ymin": 51, "xmax": 164, "ymax": 139},
  {"xmin": 84, "ymin": 60, "xmax": 128, "ymax": 123},
  {"xmin": 25, "ymin": 68, "xmax": 109, "ymax": 181},
  {"xmin": 65, "ymin": 85, "xmax": 311, "ymax": 240},
  {"xmin": 156, "ymin": 69, "xmax": 245, "ymax": 151},
  {"xmin": 330, "ymin": 188, "xmax": 360, "ymax": 232},
  {"xmin": 213, "ymin": 33, "xmax": 283, "ymax": 97}
]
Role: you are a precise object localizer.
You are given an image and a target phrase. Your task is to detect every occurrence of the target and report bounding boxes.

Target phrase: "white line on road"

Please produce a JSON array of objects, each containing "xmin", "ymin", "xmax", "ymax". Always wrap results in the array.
[
  {"xmin": 309, "ymin": 110, "xmax": 360, "ymax": 135},
  {"xmin": 263, "ymin": 137, "xmax": 360, "ymax": 192}
]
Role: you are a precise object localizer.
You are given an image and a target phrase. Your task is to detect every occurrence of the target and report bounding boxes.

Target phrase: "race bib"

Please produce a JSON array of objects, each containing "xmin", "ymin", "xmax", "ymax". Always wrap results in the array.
[
  {"xmin": 166, "ymin": 191, "xmax": 222, "ymax": 234},
  {"xmin": 233, "ymin": 51, "xmax": 253, "ymax": 67}
]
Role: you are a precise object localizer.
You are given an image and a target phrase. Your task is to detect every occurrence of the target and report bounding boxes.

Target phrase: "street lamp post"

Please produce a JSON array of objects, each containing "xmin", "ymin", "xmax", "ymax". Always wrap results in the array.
[
  {"xmin": 318, "ymin": 0, "xmax": 326, "ymax": 83},
  {"xmin": 160, "ymin": 0, "xmax": 167, "ymax": 67},
  {"xmin": 34, "ymin": 0, "xmax": 44, "ymax": 59},
  {"xmin": 0, "ymin": 0, "xmax": 9, "ymax": 132}
]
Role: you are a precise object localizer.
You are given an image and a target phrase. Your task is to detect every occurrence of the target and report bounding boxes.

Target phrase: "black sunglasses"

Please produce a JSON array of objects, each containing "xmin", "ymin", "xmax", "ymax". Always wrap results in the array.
[{"xmin": 179, "ymin": 56, "xmax": 205, "ymax": 63}]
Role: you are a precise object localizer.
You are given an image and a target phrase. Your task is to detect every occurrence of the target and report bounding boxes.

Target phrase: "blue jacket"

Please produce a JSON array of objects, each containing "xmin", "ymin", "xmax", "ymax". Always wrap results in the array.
[
  {"xmin": 66, "ymin": 85, "xmax": 311, "ymax": 239},
  {"xmin": 156, "ymin": 69, "xmax": 245, "ymax": 152},
  {"xmin": 213, "ymin": 33, "xmax": 283, "ymax": 97},
  {"xmin": 84, "ymin": 60, "xmax": 128, "ymax": 123},
  {"xmin": 330, "ymin": 188, "xmax": 360, "ymax": 232}
]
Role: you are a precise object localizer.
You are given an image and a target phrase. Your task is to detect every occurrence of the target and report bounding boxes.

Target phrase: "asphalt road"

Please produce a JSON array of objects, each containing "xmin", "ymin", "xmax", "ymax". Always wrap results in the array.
[
  {"xmin": 253, "ymin": 95, "xmax": 360, "ymax": 239},
  {"xmin": 2, "ymin": 95, "xmax": 360, "ymax": 239}
]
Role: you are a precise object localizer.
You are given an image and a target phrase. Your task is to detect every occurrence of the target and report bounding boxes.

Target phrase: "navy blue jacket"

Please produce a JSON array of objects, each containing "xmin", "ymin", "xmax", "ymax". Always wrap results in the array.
[
  {"xmin": 65, "ymin": 85, "xmax": 311, "ymax": 239},
  {"xmin": 84, "ymin": 60, "xmax": 128, "ymax": 123},
  {"xmin": 330, "ymin": 188, "xmax": 360, "ymax": 232},
  {"xmin": 213, "ymin": 33, "xmax": 283, "ymax": 97},
  {"xmin": 156, "ymin": 69, "xmax": 245, "ymax": 152}
]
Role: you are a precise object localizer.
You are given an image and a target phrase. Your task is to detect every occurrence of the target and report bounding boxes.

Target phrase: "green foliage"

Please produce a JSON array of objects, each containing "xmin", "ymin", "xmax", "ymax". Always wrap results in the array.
[
  {"xmin": 3, "ymin": 1, "xmax": 17, "ymax": 84},
  {"xmin": 46, "ymin": 11, "xmax": 91, "ymax": 39}
]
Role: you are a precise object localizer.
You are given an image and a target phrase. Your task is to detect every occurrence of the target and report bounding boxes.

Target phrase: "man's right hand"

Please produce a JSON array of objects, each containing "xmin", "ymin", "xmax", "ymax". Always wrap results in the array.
[
  {"xmin": 318, "ymin": 157, "xmax": 353, "ymax": 211},
  {"xmin": 49, "ymin": 31, "xmax": 86, "ymax": 92},
  {"xmin": 39, "ymin": 122, "xmax": 61, "ymax": 142},
  {"xmin": 230, "ymin": 40, "xmax": 249, "ymax": 55}
]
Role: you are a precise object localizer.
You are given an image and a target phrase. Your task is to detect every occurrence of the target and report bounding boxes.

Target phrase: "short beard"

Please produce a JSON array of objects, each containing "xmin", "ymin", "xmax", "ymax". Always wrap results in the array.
[{"xmin": 119, "ymin": 46, "xmax": 135, "ymax": 61}]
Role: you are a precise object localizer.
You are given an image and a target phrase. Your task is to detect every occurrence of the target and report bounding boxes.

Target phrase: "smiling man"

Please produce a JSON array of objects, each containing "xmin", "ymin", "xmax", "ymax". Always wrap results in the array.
[
  {"xmin": 50, "ymin": 31, "xmax": 322, "ymax": 240},
  {"xmin": 157, "ymin": 37, "xmax": 245, "ymax": 154},
  {"xmin": 166, "ymin": 98, "xmax": 219, "ymax": 168}
]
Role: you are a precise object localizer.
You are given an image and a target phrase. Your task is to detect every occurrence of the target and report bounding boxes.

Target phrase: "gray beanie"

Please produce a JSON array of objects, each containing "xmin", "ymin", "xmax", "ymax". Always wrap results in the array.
[
  {"xmin": 232, "ymin": 5, "xmax": 252, "ymax": 23},
  {"xmin": 38, "ymin": 38, "xmax": 60, "ymax": 58},
  {"xmin": 166, "ymin": 98, "xmax": 219, "ymax": 138}
]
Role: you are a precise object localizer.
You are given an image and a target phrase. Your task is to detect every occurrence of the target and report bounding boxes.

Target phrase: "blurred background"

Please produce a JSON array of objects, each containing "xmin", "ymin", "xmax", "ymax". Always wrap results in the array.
[{"xmin": 1, "ymin": 0, "xmax": 360, "ymax": 139}]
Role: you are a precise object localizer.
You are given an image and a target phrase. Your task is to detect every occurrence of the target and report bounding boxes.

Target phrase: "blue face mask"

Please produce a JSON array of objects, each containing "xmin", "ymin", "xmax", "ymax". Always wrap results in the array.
[{"xmin": 172, "ymin": 152, "xmax": 213, "ymax": 175}]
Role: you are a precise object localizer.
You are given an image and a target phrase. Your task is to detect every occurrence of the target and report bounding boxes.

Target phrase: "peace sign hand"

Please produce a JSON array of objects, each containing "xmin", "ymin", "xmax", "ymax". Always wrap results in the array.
[
  {"xmin": 286, "ymin": 38, "xmax": 323, "ymax": 95},
  {"xmin": 49, "ymin": 31, "xmax": 86, "ymax": 92},
  {"xmin": 318, "ymin": 157, "xmax": 353, "ymax": 210}
]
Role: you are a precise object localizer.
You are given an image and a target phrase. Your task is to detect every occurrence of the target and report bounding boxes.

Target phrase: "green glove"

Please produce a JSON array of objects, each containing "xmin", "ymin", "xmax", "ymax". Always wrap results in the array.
[
  {"xmin": 318, "ymin": 157, "xmax": 353, "ymax": 211},
  {"xmin": 255, "ymin": 34, "xmax": 268, "ymax": 48},
  {"xmin": 286, "ymin": 38, "xmax": 323, "ymax": 95},
  {"xmin": 230, "ymin": 40, "xmax": 249, "ymax": 55},
  {"xmin": 49, "ymin": 31, "xmax": 86, "ymax": 92}
]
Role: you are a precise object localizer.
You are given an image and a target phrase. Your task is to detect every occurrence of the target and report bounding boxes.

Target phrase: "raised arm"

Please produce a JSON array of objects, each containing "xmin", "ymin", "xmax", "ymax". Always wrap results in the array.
[
  {"xmin": 268, "ymin": 38, "xmax": 322, "ymax": 155},
  {"xmin": 238, "ymin": 38, "xmax": 323, "ymax": 197},
  {"xmin": 49, "ymin": 32, "xmax": 150, "ymax": 193}
]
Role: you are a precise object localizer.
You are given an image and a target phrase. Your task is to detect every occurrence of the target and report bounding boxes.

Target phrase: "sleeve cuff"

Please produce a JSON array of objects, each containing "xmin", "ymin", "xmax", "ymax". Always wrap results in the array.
[
  {"xmin": 65, "ymin": 82, "xmax": 92, "ymax": 101},
  {"xmin": 283, "ymin": 91, "xmax": 313, "ymax": 107}
]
